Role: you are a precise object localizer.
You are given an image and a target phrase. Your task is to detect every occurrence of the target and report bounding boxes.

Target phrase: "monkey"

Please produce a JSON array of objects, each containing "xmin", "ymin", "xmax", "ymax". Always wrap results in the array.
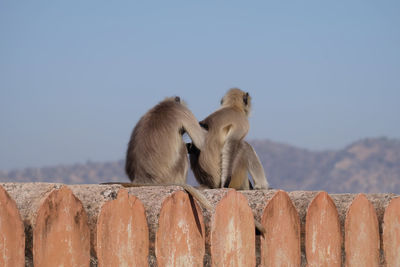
[
  {"xmin": 125, "ymin": 96, "xmax": 204, "ymax": 184},
  {"xmin": 121, "ymin": 96, "xmax": 212, "ymax": 210},
  {"xmin": 188, "ymin": 88, "xmax": 268, "ymax": 190},
  {"xmin": 188, "ymin": 88, "xmax": 250, "ymax": 188},
  {"xmin": 186, "ymin": 89, "xmax": 269, "ymax": 235}
]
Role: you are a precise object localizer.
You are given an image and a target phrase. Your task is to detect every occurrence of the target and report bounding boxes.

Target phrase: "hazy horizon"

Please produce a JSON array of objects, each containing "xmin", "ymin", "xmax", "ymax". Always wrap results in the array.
[
  {"xmin": 0, "ymin": 136, "xmax": 397, "ymax": 172},
  {"xmin": 1, "ymin": 1, "xmax": 399, "ymax": 170}
]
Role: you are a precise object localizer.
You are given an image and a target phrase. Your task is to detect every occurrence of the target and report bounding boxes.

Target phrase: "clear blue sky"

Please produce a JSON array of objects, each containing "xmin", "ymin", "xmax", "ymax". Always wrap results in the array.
[{"xmin": 1, "ymin": 1, "xmax": 399, "ymax": 170}]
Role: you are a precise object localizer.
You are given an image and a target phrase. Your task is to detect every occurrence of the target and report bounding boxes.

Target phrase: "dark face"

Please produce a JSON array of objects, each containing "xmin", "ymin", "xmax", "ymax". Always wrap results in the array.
[{"xmin": 243, "ymin": 92, "xmax": 249, "ymax": 106}]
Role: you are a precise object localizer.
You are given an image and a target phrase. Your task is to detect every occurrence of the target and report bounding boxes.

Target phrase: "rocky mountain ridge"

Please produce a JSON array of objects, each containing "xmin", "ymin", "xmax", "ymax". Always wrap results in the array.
[{"xmin": 1, "ymin": 137, "xmax": 399, "ymax": 194}]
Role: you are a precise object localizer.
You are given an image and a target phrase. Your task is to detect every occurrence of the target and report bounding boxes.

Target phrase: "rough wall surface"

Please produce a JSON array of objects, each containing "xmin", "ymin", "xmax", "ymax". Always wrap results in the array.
[{"xmin": 0, "ymin": 183, "xmax": 398, "ymax": 266}]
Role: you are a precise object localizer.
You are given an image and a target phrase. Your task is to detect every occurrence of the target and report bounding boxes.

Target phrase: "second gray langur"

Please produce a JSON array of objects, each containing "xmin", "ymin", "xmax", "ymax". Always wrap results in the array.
[{"xmin": 188, "ymin": 88, "xmax": 269, "ymax": 190}]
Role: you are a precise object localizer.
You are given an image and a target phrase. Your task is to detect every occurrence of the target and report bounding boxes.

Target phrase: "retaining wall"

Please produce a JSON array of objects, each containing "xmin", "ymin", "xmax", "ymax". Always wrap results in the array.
[{"xmin": 0, "ymin": 183, "xmax": 399, "ymax": 266}]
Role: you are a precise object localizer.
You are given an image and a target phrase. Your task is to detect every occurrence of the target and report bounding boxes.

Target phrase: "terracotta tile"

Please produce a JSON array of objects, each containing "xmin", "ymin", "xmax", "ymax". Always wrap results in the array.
[
  {"xmin": 345, "ymin": 194, "xmax": 379, "ymax": 267},
  {"xmin": 0, "ymin": 185, "xmax": 25, "ymax": 267},
  {"xmin": 97, "ymin": 188, "xmax": 149, "ymax": 267},
  {"xmin": 261, "ymin": 190, "xmax": 300, "ymax": 267},
  {"xmin": 383, "ymin": 197, "xmax": 400, "ymax": 267},
  {"xmin": 305, "ymin": 191, "xmax": 341, "ymax": 267},
  {"xmin": 211, "ymin": 190, "xmax": 256, "ymax": 267},
  {"xmin": 33, "ymin": 186, "xmax": 90, "ymax": 267},
  {"xmin": 156, "ymin": 190, "xmax": 205, "ymax": 267}
]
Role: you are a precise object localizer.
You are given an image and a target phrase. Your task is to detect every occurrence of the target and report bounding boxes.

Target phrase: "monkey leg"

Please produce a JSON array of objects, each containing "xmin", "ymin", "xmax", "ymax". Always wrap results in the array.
[
  {"xmin": 243, "ymin": 142, "xmax": 269, "ymax": 189},
  {"xmin": 222, "ymin": 141, "xmax": 269, "ymax": 190},
  {"xmin": 227, "ymin": 155, "xmax": 248, "ymax": 190},
  {"xmin": 221, "ymin": 138, "xmax": 242, "ymax": 188}
]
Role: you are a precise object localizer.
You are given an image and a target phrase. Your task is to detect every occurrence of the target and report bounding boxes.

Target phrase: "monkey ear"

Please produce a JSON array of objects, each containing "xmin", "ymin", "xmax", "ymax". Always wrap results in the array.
[
  {"xmin": 175, "ymin": 96, "xmax": 181, "ymax": 103},
  {"xmin": 243, "ymin": 92, "xmax": 249, "ymax": 105}
]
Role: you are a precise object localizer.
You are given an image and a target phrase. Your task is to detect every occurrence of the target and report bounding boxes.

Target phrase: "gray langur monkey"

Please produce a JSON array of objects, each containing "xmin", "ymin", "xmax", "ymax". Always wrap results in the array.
[
  {"xmin": 121, "ymin": 96, "xmax": 212, "ymax": 209},
  {"xmin": 104, "ymin": 94, "xmax": 266, "ymax": 234},
  {"xmin": 187, "ymin": 88, "xmax": 269, "ymax": 235},
  {"xmin": 188, "ymin": 88, "xmax": 269, "ymax": 190}
]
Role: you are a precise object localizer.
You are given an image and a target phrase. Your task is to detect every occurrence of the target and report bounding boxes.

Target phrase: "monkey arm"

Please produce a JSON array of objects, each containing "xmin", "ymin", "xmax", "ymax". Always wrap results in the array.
[{"xmin": 181, "ymin": 111, "xmax": 207, "ymax": 150}]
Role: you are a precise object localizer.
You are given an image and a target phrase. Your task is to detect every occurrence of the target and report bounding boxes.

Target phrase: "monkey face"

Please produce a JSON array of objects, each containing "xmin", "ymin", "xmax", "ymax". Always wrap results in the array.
[{"xmin": 243, "ymin": 92, "xmax": 249, "ymax": 105}]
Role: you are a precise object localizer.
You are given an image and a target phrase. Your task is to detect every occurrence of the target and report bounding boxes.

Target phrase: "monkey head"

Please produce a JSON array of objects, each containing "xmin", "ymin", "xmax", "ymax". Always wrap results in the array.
[
  {"xmin": 220, "ymin": 88, "xmax": 252, "ymax": 116},
  {"xmin": 161, "ymin": 96, "xmax": 189, "ymax": 107}
]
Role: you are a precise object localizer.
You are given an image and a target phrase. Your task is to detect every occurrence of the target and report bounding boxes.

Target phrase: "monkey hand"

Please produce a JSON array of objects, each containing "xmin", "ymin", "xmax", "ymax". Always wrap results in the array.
[{"xmin": 186, "ymin": 143, "xmax": 200, "ymax": 155}]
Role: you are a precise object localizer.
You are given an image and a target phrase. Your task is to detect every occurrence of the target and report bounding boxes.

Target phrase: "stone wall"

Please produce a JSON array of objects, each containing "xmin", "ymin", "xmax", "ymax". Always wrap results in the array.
[{"xmin": 0, "ymin": 183, "xmax": 399, "ymax": 266}]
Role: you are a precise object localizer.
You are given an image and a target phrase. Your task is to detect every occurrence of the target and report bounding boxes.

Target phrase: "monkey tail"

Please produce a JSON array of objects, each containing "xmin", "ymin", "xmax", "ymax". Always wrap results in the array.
[
  {"xmin": 179, "ymin": 184, "xmax": 213, "ymax": 210},
  {"xmin": 254, "ymin": 218, "xmax": 266, "ymax": 235}
]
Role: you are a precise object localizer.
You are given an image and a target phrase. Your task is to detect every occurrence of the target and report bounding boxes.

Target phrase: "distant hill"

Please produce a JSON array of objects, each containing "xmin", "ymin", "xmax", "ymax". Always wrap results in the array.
[
  {"xmin": 1, "ymin": 137, "xmax": 399, "ymax": 194},
  {"xmin": 250, "ymin": 137, "xmax": 400, "ymax": 194},
  {"xmin": 0, "ymin": 160, "xmax": 126, "ymax": 184}
]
